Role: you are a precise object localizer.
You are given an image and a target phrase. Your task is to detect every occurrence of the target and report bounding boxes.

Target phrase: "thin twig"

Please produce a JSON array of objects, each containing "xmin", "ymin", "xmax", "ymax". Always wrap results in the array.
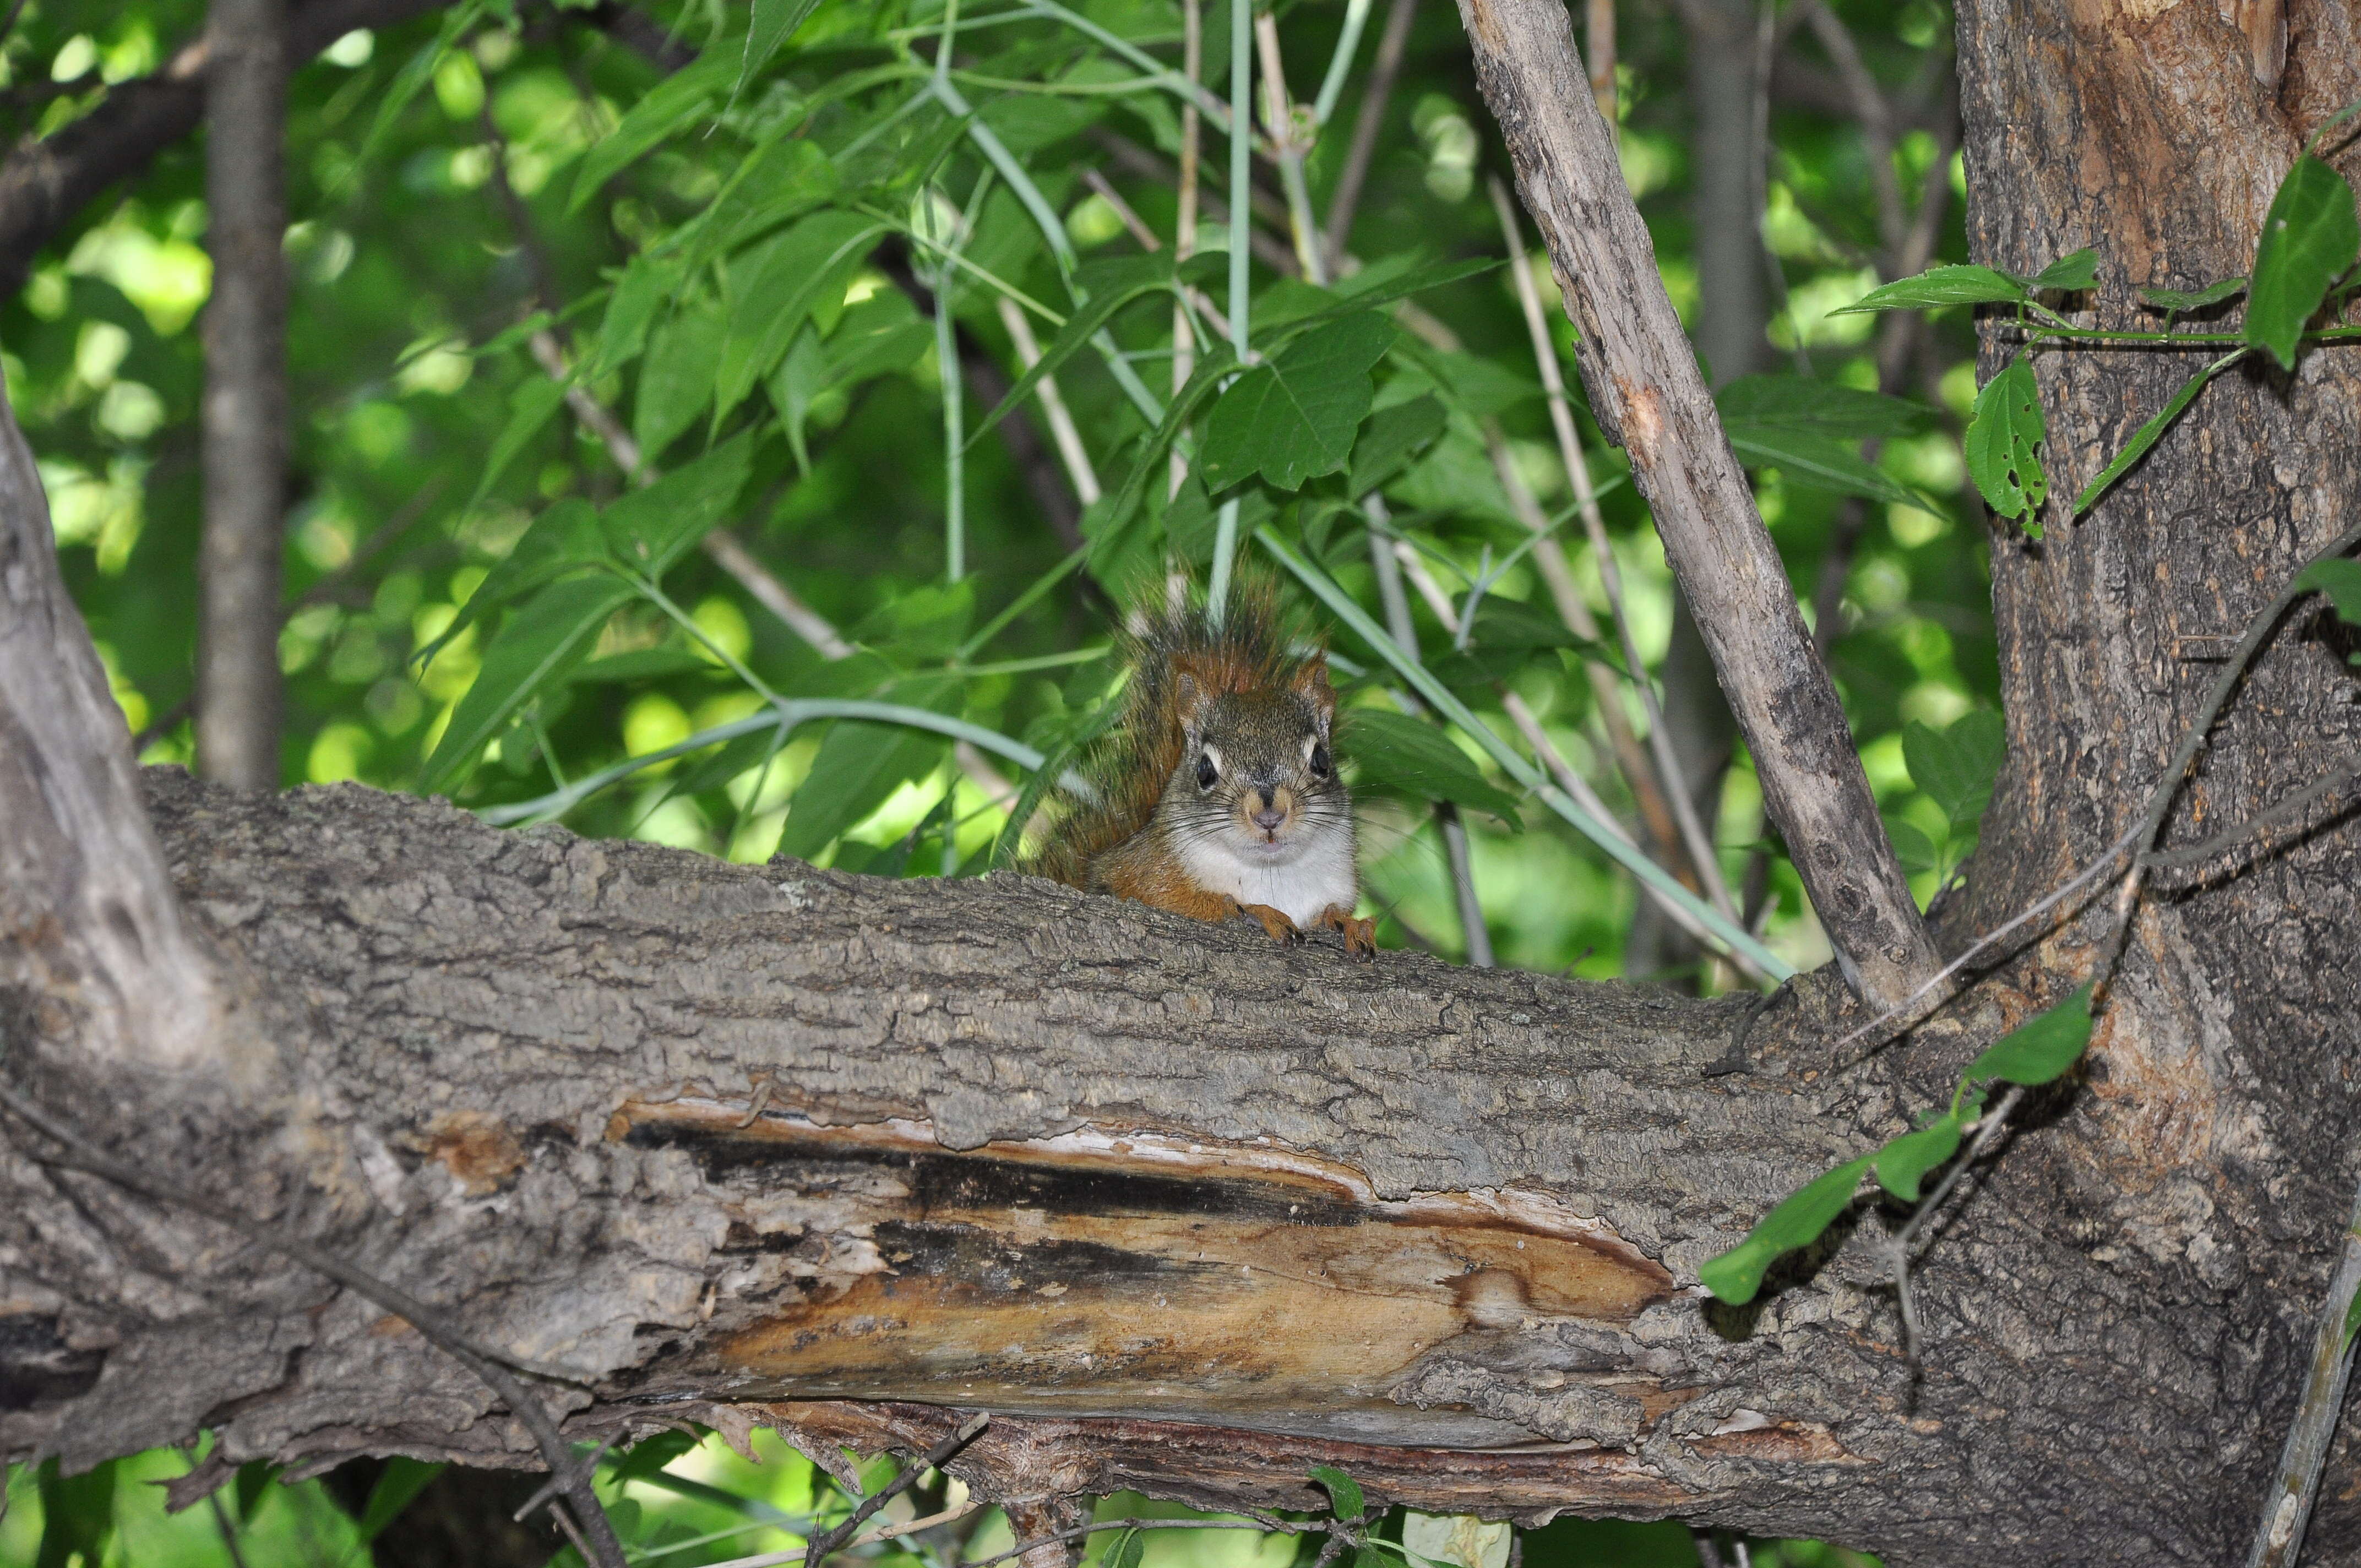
[
  {"xmin": 1170, "ymin": 0, "xmax": 1202, "ymax": 498},
  {"xmin": 1888, "ymin": 1084, "xmax": 2023, "ymax": 1361},
  {"xmin": 1320, "ymin": 0, "xmax": 1416, "ymax": 275},
  {"xmin": 2141, "ymin": 758, "xmax": 2361, "ymax": 874},
  {"xmin": 803, "ymin": 1414, "xmax": 990, "ymax": 1568},
  {"xmin": 1254, "ymin": 13, "xmax": 1326, "ymax": 285},
  {"xmin": 994, "ymin": 296, "xmax": 1101, "ymax": 504},
  {"xmin": 2245, "ymin": 1173, "xmax": 2361, "ymax": 1568},
  {"xmin": 1487, "ymin": 174, "xmax": 1740, "ymax": 925},
  {"xmin": 0, "ymin": 1074, "xmax": 629, "ymax": 1568}
]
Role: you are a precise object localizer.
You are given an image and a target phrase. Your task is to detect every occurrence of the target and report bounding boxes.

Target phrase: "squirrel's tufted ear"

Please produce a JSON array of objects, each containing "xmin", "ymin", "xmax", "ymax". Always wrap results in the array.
[
  {"xmin": 1290, "ymin": 656, "xmax": 1336, "ymax": 719},
  {"xmin": 1174, "ymin": 671, "xmax": 1211, "ymax": 731}
]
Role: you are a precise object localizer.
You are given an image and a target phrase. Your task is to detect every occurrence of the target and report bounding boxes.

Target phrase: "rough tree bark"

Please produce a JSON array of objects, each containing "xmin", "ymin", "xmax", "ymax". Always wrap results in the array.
[{"xmin": 7, "ymin": 4, "xmax": 2361, "ymax": 1568}]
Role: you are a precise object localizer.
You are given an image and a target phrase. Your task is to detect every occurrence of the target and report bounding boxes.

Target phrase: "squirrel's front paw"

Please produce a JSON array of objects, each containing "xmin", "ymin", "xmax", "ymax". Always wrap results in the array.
[
  {"xmin": 1238, "ymin": 902, "xmax": 1302, "ymax": 945},
  {"xmin": 1318, "ymin": 906, "xmax": 1378, "ymax": 960}
]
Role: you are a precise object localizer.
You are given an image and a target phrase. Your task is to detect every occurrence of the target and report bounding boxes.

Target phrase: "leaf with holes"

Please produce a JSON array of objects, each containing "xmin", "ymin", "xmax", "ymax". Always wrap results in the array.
[
  {"xmin": 1699, "ymin": 1155, "xmax": 1875, "ymax": 1305},
  {"xmin": 1965, "ymin": 353, "xmax": 2047, "ymax": 526},
  {"xmin": 2246, "ymin": 154, "xmax": 2361, "ymax": 371},
  {"xmin": 1200, "ymin": 313, "xmax": 1397, "ymax": 491}
]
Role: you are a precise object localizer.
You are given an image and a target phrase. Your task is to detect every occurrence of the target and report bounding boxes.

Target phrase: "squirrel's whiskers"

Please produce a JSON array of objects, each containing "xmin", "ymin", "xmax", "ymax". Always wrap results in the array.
[{"xmin": 1029, "ymin": 578, "xmax": 1377, "ymax": 959}]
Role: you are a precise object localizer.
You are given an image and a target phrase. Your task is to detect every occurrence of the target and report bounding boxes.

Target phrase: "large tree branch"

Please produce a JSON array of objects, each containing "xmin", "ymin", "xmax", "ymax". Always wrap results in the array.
[
  {"xmin": 0, "ymin": 0, "xmax": 449, "ymax": 298},
  {"xmin": 1450, "ymin": 0, "xmax": 1939, "ymax": 1011}
]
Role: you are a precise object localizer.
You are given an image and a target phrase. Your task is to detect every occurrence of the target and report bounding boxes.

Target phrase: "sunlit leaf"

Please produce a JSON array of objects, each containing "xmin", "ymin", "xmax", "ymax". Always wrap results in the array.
[
  {"xmin": 423, "ymin": 574, "xmax": 636, "ymax": 794},
  {"xmin": 1874, "ymin": 1108, "xmax": 1970, "ymax": 1204},
  {"xmin": 775, "ymin": 679, "xmax": 960, "ymax": 861},
  {"xmin": 1831, "ymin": 264, "xmax": 2028, "ymax": 315},
  {"xmin": 1966, "ymin": 984, "xmax": 2096, "ymax": 1087},
  {"xmin": 1698, "ymin": 1155, "xmax": 1875, "ymax": 1305},
  {"xmin": 417, "ymin": 498, "xmax": 605, "ymax": 668},
  {"xmin": 1201, "ymin": 313, "xmax": 1396, "ymax": 491},
  {"xmin": 2246, "ymin": 154, "xmax": 2361, "ymax": 371},
  {"xmin": 1903, "ymin": 709, "xmax": 2005, "ymax": 834}
]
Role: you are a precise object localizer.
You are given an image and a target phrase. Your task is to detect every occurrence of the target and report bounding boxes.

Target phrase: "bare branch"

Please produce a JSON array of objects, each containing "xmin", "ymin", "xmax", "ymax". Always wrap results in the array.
[{"xmin": 1454, "ymin": 0, "xmax": 1938, "ymax": 1009}]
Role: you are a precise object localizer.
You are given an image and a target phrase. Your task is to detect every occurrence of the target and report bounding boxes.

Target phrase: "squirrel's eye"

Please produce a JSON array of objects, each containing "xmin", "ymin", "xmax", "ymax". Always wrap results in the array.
[
  {"xmin": 1196, "ymin": 754, "xmax": 1219, "ymax": 789},
  {"xmin": 1309, "ymin": 743, "xmax": 1331, "ymax": 777}
]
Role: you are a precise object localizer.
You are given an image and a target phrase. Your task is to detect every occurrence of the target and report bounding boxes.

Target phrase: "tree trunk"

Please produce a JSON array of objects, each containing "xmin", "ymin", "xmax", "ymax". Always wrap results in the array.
[{"xmin": 197, "ymin": 0, "xmax": 290, "ymax": 792}]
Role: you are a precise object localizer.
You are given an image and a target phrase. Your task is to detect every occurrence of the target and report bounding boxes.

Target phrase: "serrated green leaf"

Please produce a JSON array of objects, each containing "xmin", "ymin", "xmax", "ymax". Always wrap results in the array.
[
  {"xmin": 2137, "ymin": 276, "xmax": 2246, "ymax": 314},
  {"xmin": 1874, "ymin": 1110, "xmax": 1968, "ymax": 1204},
  {"xmin": 2297, "ymin": 556, "xmax": 2361, "ymax": 624},
  {"xmin": 1903, "ymin": 709, "xmax": 2005, "ymax": 834},
  {"xmin": 1881, "ymin": 814, "xmax": 1938, "ymax": 877},
  {"xmin": 1715, "ymin": 375, "xmax": 1933, "ymax": 438},
  {"xmin": 1698, "ymin": 1155, "xmax": 1875, "ymax": 1305},
  {"xmin": 1831, "ymin": 264, "xmax": 2028, "ymax": 315},
  {"xmin": 1342, "ymin": 708, "xmax": 1522, "ymax": 825},
  {"xmin": 737, "ymin": 0, "xmax": 824, "ymax": 100},
  {"xmin": 1964, "ymin": 353, "xmax": 2046, "ymax": 522},
  {"xmin": 1201, "ymin": 314, "xmax": 1396, "ymax": 491},
  {"xmin": 600, "ymin": 433, "xmax": 754, "ymax": 575},
  {"xmin": 466, "ymin": 374, "xmax": 570, "ymax": 514},
  {"xmin": 1347, "ymin": 394, "xmax": 1448, "ymax": 497},
  {"xmin": 569, "ymin": 48, "xmax": 737, "ymax": 213},
  {"xmin": 423, "ymin": 574, "xmax": 635, "ymax": 794},
  {"xmin": 715, "ymin": 211, "xmax": 886, "ymax": 423},
  {"xmin": 417, "ymin": 498, "xmax": 605, "ymax": 669},
  {"xmin": 592, "ymin": 251, "xmax": 688, "ymax": 378},
  {"xmin": 1308, "ymin": 1465, "xmax": 1364, "ymax": 1521},
  {"xmin": 2026, "ymin": 247, "xmax": 2098, "ymax": 292},
  {"xmin": 2247, "ymin": 154, "xmax": 2361, "ymax": 371},
  {"xmin": 633, "ymin": 299, "xmax": 727, "ymax": 462},
  {"xmin": 775, "ymin": 679, "xmax": 960, "ymax": 861},
  {"xmin": 1966, "ymin": 984, "xmax": 2095, "ymax": 1087},
  {"xmin": 970, "ymin": 253, "xmax": 1210, "ymax": 447},
  {"xmin": 2072, "ymin": 351, "xmax": 2243, "ymax": 516},
  {"xmin": 1724, "ymin": 423, "xmax": 1937, "ymax": 514}
]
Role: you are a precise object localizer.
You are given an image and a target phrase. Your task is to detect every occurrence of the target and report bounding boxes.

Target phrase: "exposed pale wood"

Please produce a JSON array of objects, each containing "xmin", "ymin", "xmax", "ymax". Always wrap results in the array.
[{"xmin": 1451, "ymin": 0, "xmax": 1938, "ymax": 1010}]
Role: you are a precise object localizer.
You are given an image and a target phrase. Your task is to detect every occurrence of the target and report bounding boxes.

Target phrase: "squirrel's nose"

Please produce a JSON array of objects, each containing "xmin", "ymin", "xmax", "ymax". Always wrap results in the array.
[{"xmin": 1251, "ymin": 802, "xmax": 1287, "ymax": 832}]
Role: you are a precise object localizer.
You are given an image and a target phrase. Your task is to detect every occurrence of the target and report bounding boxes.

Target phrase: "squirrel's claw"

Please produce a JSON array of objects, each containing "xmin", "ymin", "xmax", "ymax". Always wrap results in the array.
[
  {"xmin": 1318, "ymin": 906, "xmax": 1378, "ymax": 960},
  {"xmin": 1238, "ymin": 902, "xmax": 1302, "ymax": 945}
]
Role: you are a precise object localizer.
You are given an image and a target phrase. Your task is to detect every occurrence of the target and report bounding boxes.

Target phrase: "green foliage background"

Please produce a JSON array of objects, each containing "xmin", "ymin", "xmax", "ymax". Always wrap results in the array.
[{"xmin": 5, "ymin": 0, "xmax": 1973, "ymax": 1558}]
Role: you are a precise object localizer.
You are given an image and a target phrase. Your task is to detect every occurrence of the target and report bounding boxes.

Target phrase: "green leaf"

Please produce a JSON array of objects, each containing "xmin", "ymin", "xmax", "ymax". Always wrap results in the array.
[
  {"xmin": 775, "ymin": 680, "xmax": 959, "ymax": 861},
  {"xmin": 2246, "ymin": 154, "xmax": 2361, "ymax": 371},
  {"xmin": 1964, "ymin": 353, "xmax": 2047, "ymax": 524},
  {"xmin": 1881, "ymin": 814, "xmax": 1938, "ymax": 877},
  {"xmin": 1698, "ymin": 1155, "xmax": 1875, "ymax": 1305},
  {"xmin": 737, "ymin": 0, "xmax": 824, "ymax": 100},
  {"xmin": 2071, "ymin": 352, "xmax": 2242, "ymax": 516},
  {"xmin": 715, "ymin": 211, "xmax": 886, "ymax": 423},
  {"xmin": 2296, "ymin": 556, "xmax": 2361, "ymax": 624},
  {"xmin": 1342, "ymin": 708, "xmax": 1523, "ymax": 825},
  {"xmin": 356, "ymin": 1458, "xmax": 445, "ymax": 1543},
  {"xmin": 232, "ymin": 1462, "xmax": 277, "ymax": 1525},
  {"xmin": 417, "ymin": 498, "xmax": 605, "ymax": 669},
  {"xmin": 1109, "ymin": 1530, "xmax": 1147, "ymax": 1568},
  {"xmin": 2026, "ymin": 247, "xmax": 2098, "ymax": 292},
  {"xmin": 1308, "ymin": 1466, "xmax": 1364, "ymax": 1521},
  {"xmin": 1723, "ymin": 424, "xmax": 1936, "ymax": 513},
  {"xmin": 1347, "ymin": 394, "xmax": 1449, "ymax": 496},
  {"xmin": 1162, "ymin": 480, "xmax": 1273, "ymax": 570},
  {"xmin": 1106, "ymin": 346, "xmax": 1238, "ymax": 524},
  {"xmin": 600, "ymin": 433, "xmax": 754, "ymax": 575},
  {"xmin": 633, "ymin": 300, "xmax": 727, "ymax": 463},
  {"xmin": 1966, "ymin": 984, "xmax": 2096, "ymax": 1087},
  {"xmin": 1716, "ymin": 375, "xmax": 1933, "ymax": 438},
  {"xmin": 970, "ymin": 253, "xmax": 1215, "ymax": 447},
  {"xmin": 1874, "ymin": 1109, "xmax": 1970, "ymax": 1204},
  {"xmin": 570, "ymin": 48, "xmax": 737, "ymax": 213},
  {"xmin": 1281, "ymin": 257, "xmax": 1503, "ymax": 336},
  {"xmin": 1902, "ymin": 709, "xmax": 2005, "ymax": 834},
  {"xmin": 467, "ymin": 374, "xmax": 570, "ymax": 513},
  {"xmin": 853, "ymin": 579, "xmax": 976, "ymax": 662},
  {"xmin": 704, "ymin": 138, "xmax": 842, "ymax": 259},
  {"xmin": 2346, "ymin": 1286, "xmax": 2361, "ymax": 1353},
  {"xmin": 592, "ymin": 252, "xmax": 688, "ymax": 378},
  {"xmin": 423, "ymin": 574, "xmax": 635, "ymax": 794},
  {"xmin": 2138, "ymin": 276, "xmax": 2246, "ymax": 314},
  {"xmin": 1200, "ymin": 313, "xmax": 1396, "ymax": 491},
  {"xmin": 1831, "ymin": 264, "xmax": 2028, "ymax": 315}
]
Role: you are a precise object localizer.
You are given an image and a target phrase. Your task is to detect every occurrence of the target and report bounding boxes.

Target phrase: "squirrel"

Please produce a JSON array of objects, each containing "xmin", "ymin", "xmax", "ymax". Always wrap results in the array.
[{"xmin": 1030, "ymin": 581, "xmax": 1378, "ymax": 959}]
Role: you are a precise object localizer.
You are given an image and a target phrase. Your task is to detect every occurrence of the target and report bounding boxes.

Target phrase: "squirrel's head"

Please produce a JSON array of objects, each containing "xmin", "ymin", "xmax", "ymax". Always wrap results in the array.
[{"xmin": 1161, "ymin": 656, "xmax": 1348, "ymax": 863}]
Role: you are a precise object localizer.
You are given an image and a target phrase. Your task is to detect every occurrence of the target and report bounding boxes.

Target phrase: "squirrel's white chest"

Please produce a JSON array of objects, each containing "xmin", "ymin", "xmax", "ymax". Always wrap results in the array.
[{"xmin": 1177, "ymin": 828, "xmax": 1358, "ymax": 927}]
